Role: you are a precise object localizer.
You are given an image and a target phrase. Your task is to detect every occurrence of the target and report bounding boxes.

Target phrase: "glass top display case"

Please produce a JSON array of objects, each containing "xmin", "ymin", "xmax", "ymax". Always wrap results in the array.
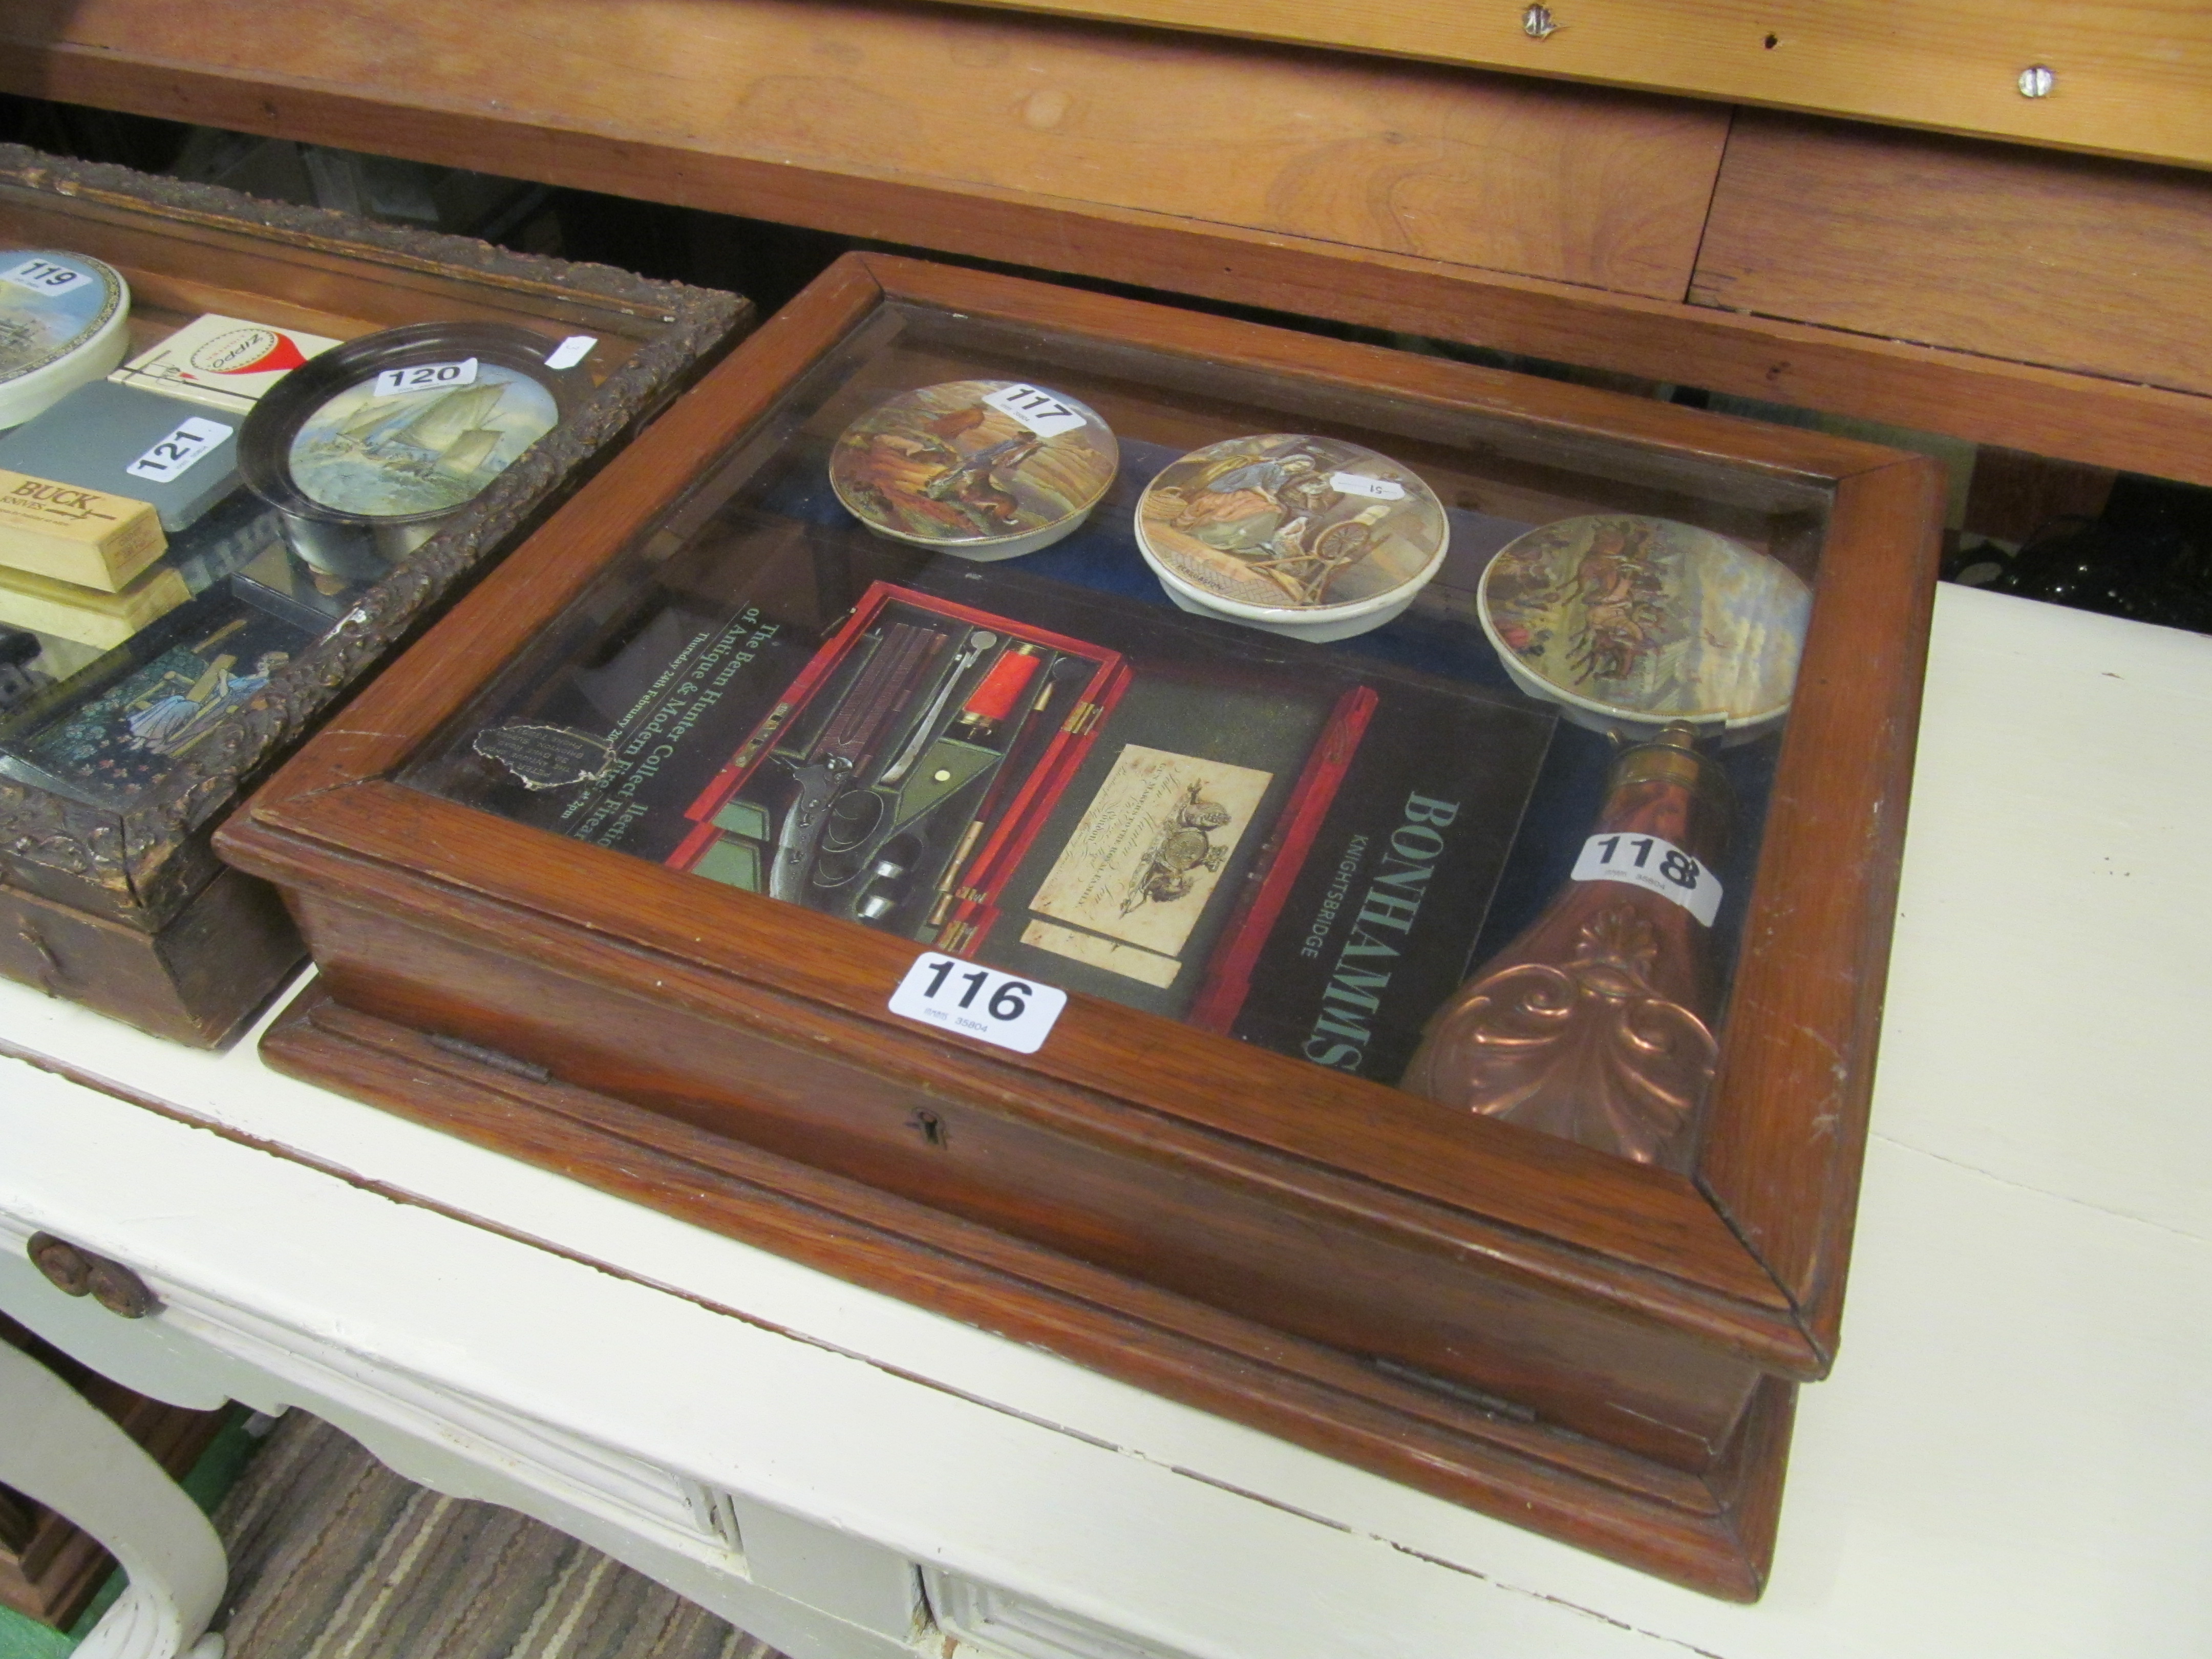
[
  {"xmin": 0, "ymin": 143, "xmax": 746, "ymax": 1043},
  {"xmin": 220, "ymin": 254, "xmax": 1943, "ymax": 1598}
]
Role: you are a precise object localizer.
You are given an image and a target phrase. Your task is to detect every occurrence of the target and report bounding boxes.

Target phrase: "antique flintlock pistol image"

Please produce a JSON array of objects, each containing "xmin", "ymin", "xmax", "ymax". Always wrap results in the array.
[{"xmin": 769, "ymin": 621, "xmax": 948, "ymax": 901}]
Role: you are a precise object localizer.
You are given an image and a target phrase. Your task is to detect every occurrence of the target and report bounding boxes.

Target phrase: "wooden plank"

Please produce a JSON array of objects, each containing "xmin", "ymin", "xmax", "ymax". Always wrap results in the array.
[
  {"xmin": 1693, "ymin": 112, "xmax": 2212, "ymax": 400},
  {"xmin": 962, "ymin": 0, "xmax": 2212, "ymax": 171},
  {"xmin": 1, "ymin": 0, "xmax": 1727, "ymax": 303},
  {"xmin": 14, "ymin": 3, "xmax": 2212, "ymax": 486},
  {"xmin": 1703, "ymin": 457, "xmax": 1946, "ymax": 1360}
]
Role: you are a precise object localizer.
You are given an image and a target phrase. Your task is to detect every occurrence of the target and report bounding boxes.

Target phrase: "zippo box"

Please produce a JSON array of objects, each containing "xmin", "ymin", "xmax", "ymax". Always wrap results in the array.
[{"xmin": 218, "ymin": 254, "xmax": 1942, "ymax": 1596}]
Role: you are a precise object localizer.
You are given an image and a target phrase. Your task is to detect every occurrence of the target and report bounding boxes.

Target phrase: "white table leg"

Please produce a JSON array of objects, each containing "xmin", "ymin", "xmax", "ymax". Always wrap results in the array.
[{"xmin": 0, "ymin": 1339, "xmax": 226, "ymax": 1659}]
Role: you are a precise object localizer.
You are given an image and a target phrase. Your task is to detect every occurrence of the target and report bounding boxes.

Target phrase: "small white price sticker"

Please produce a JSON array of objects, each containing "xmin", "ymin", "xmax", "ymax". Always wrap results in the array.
[
  {"xmin": 889, "ymin": 951, "xmax": 1067, "ymax": 1054},
  {"xmin": 1328, "ymin": 472, "xmax": 1406, "ymax": 501},
  {"xmin": 1570, "ymin": 831, "xmax": 1723, "ymax": 927},
  {"xmin": 545, "ymin": 334, "xmax": 596, "ymax": 370},
  {"xmin": 124, "ymin": 415, "xmax": 235, "ymax": 485},
  {"xmin": 374, "ymin": 356, "xmax": 479, "ymax": 398},
  {"xmin": 2, "ymin": 257, "xmax": 92, "ymax": 296},
  {"xmin": 980, "ymin": 383, "xmax": 1088, "ymax": 438}
]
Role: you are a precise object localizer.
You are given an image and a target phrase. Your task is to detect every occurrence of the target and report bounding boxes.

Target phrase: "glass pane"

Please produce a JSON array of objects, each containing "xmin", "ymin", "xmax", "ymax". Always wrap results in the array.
[{"xmin": 402, "ymin": 298, "xmax": 1835, "ymax": 1173}]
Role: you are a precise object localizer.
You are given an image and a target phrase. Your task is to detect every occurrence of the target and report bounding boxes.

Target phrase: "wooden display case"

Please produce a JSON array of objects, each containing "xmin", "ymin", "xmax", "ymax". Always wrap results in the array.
[
  {"xmin": 0, "ymin": 144, "xmax": 748, "ymax": 1044},
  {"xmin": 216, "ymin": 253, "xmax": 1942, "ymax": 1598}
]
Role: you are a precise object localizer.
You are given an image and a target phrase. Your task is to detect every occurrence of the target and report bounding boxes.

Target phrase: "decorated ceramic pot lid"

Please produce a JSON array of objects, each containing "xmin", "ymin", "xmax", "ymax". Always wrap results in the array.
[
  {"xmin": 238, "ymin": 321, "xmax": 586, "ymax": 577},
  {"xmin": 0, "ymin": 250, "xmax": 131, "ymax": 430},
  {"xmin": 252, "ymin": 326, "xmax": 569, "ymax": 523},
  {"xmin": 1478, "ymin": 514, "xmax": 1812, "ymax": 735},
  {"xmin": 1134, "ymin": 433, "xmax": 1448, "ymax": 618},
  {"xmin": 828, "ymin": 379, "xmax": 1118, "ymax": 557}
]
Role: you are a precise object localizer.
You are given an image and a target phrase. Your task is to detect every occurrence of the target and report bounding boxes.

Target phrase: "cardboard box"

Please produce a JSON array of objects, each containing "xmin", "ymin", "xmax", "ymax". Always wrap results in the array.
[
  {"xmin": 0, "ymin": 468, "xmax": 166, "ymax": 591},
  {"xmin": 0, "ymin": 381, "xmax": 241, "ymax": 534},
  {"xmin": 0, "ymin": 557, "xmax": 191, "ymax": 649},
  {"xmin": 109, "ymin": 312, "xmax": 341, "ymax": 414}
]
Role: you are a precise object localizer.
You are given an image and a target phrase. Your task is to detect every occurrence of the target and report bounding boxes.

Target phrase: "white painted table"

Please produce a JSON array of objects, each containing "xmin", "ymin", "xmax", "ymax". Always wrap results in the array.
[{"xmin": 4, "ymin": 583, "xmax": 2209, "ymax": 1659}]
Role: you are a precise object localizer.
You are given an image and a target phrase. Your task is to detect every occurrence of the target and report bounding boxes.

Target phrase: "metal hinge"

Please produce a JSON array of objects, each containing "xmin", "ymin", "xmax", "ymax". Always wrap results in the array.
[
  {"xmin": 426, "ymin": 1033, "xmax": 551, "ymax": 1082},
  {"xmin": 1369, "ymin": 1355, "xmax": 1538, "ymax": 1423}
]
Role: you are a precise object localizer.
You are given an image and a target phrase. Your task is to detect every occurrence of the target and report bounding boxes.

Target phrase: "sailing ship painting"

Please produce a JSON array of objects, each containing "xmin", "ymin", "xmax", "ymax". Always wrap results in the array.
[{"xmin": 286, "ymin": 363, "xmax": 558, "ymax": 517}]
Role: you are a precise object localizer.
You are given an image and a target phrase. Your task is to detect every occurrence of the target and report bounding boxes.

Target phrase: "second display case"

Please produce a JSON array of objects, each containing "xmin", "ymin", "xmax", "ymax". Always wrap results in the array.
[
  {"xmin": 0, "ymin": 143, "xmax": 746, "ymax": 1043},
  {"xmin": 217, "ymin": 254, "xmax": 1943, "ymax": 1598}
]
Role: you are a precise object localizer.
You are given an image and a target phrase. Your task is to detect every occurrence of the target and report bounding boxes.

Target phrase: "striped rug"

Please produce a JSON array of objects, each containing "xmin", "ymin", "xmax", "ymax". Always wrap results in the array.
[{"xmin": 212, "ymin": 1413, "xmax": 779, "ymax": 1659}]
